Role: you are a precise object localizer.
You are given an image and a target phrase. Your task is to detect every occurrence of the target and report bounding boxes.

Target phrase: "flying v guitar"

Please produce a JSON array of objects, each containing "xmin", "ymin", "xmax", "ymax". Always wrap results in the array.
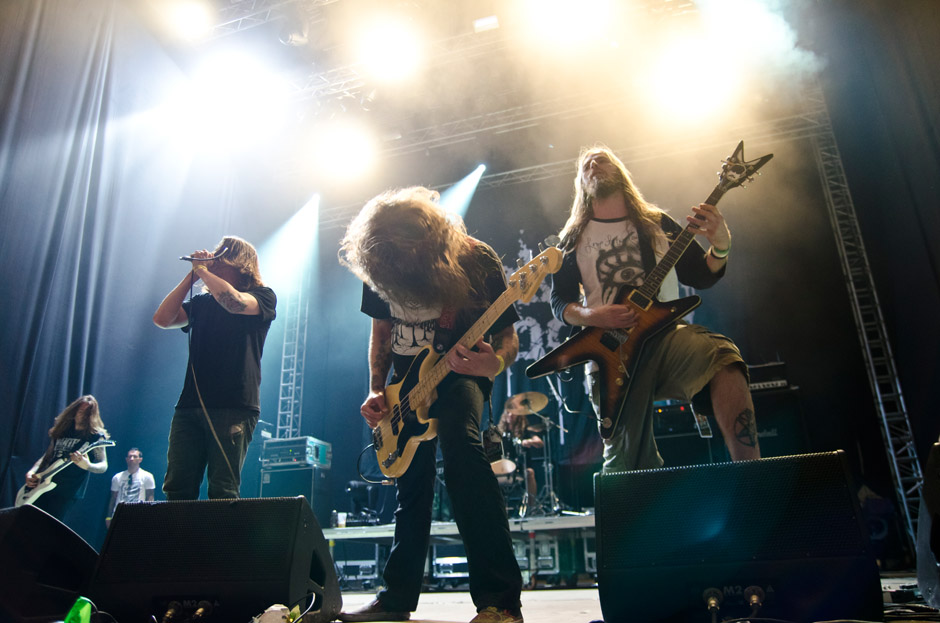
[
  {"xmin": 373, "ymin": 243, "xmax": 563, "ymax": 478},
  {"xmin": 526, "ymin": 141, "xmax": 772, "ymax": 439},
  {"xmin": 15, "ymin": 438, "xmax": 116, "ymax": 507}
]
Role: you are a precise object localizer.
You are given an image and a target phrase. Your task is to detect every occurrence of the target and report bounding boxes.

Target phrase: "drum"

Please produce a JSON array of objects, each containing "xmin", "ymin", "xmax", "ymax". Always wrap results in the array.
[{"xmin": 482, "ymin": 426, "xmax": 516, "ymax": 475}]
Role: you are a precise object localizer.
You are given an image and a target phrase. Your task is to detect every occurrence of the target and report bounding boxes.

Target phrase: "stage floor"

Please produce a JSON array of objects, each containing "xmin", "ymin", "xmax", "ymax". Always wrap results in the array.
[{"xmin": 333, "ymin": 574, "xmax": 935, "ymax": 623}]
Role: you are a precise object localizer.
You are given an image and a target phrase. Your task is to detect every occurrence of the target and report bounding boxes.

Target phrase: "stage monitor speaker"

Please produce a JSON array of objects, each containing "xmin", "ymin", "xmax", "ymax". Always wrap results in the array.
[
  {"xmin": 0, "ymin": 504, "xmax": 98, "ymax": 623},
  {"xmin": 88, "ymin": 497, "xmax": 341, "ymax": 622},
  {"xmin": 595, "ymin": 451, "xmax": 883, "ymax": 623},
  {"xmin": 918, "ymin": 442, "xmax": 940, "ymax": 607}
]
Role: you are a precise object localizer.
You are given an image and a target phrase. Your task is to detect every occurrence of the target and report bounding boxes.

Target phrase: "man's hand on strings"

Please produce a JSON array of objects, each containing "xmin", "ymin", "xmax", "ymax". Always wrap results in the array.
[{"xmin": 448, "ymin": 338, "xmax": 501, "ymax": 377}]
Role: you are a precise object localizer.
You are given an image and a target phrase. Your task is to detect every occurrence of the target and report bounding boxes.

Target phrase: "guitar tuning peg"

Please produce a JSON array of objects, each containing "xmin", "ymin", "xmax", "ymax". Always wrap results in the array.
[
  {"xmin": 516, "ymin": 258, "xmax": 525, "ymax": 268},
  {"xmin": 544, "ymin": 234, "xmax": 560, "ymax": 247},
  {"xmin": 537, "ymin": 242, "xmax": 545, "ymax": 253}
]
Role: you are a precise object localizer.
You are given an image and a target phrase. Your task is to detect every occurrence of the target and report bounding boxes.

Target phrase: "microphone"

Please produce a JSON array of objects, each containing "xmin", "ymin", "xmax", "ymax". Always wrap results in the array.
[{"xmin": 180, "ymin": 246, "xmax": 228, "ymax": 262}]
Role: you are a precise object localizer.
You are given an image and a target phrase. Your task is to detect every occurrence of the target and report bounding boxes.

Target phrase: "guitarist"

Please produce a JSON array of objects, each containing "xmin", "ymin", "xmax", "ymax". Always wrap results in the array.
[
  {"xmin": 338, "ymin": 187, "xmax": 525, "ymax": 623},
  {"xmin": 551, "ymin": 147, "xmax": 760, "ymax": 472},
  {"xmin": 23, "ymin": 394, "xmax": 110, "ymax": 521}
]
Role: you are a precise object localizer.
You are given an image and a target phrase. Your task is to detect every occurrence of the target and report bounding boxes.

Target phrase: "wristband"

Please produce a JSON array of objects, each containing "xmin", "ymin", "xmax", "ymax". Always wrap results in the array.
[
  {"xmin": 193, "ymin": 263, "xmax": 209, "ymax": 271},
  {"xmin": 495, "ymin": 354, "xmax": 506, "ymax": 376},
  {"xmin": 709, "ymin": 245, "xmax": 730, "ymax": 260}
]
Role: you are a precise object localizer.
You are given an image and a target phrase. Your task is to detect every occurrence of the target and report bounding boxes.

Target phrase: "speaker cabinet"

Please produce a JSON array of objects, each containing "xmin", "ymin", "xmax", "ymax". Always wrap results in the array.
[
  {"xmin": 595, "ymin": 451, "xmax": 883, "ymax": 623},
  {"xmin": 0, "ymin": 505, "xmax": 98, "ymax": 623},
  {"xmin": 261, "ymin": 466, "xmax": 332, "ymax": 528},
  {"xmin": 89, "ymin": 497, "xmax": 341, "ymax": 622},
  {"xmin": 918, "ymin": 442, "xmax": 940, "ymax": 607}
]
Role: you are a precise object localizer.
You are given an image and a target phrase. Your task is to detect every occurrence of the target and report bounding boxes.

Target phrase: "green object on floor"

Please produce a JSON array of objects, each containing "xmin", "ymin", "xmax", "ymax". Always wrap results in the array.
[{"xmin": 64, "ymin": 596, "xmax": 92, "ymax": 623}]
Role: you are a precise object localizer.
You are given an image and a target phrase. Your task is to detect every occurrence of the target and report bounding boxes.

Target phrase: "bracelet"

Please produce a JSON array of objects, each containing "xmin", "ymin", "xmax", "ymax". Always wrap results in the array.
[
  {"xmin": 709, "ymin": 244, "xmax": 730, "ymax": 260},
  {"xmin": 495, "ymin": 354, "xmax": 506, "ymax": 376},
  {"xmin": 193, "ymin": 263, "xmax": 209, "ymax": 271}
]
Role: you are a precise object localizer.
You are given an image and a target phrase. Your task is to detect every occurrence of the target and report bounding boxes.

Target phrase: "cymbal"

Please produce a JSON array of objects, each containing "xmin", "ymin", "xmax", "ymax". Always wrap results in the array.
[
  {"xmin": 504, "ymin": 391, "xmax": 548, "ymax": 414},
  {"xmin": 526, "ymin": 422, "xmax": 546, "ymax": 433}
]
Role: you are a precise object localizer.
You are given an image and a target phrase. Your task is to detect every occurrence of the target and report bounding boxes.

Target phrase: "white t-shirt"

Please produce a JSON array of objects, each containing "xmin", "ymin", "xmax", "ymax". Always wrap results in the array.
[
  {"xmin": 575, "ymin": 217, "xmax": 680, "ymax": 306},
  {"xmin": 110, "ymin": 468, "xmax": 156, "ymax": 504}
]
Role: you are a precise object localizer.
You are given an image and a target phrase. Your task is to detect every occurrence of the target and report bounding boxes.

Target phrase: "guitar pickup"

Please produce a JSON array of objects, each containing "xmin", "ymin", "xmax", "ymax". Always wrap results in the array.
[
  {"xmin": 628, "ymin": 291, "xmax": 651, "ymax": 308},
  {"xmin": 600, "ymin": 332, "xmax": 622, "ymax": 351}
]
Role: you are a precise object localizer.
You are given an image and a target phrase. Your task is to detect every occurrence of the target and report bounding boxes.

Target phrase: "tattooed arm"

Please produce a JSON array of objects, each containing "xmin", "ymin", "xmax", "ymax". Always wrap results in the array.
[
  {"xmin": 360, "ymin": 319, "xmax": 393, "ymax": 428},
  {"xmin": 196, "ymin": 264, "xmax": 261, "ymax": 315}
]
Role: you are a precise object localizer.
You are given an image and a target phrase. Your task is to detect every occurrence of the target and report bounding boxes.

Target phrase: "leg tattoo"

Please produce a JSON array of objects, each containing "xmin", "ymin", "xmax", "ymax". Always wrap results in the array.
[{"xmin": 734, "ymin": 409, "xmax": 758, "ymax": 448}]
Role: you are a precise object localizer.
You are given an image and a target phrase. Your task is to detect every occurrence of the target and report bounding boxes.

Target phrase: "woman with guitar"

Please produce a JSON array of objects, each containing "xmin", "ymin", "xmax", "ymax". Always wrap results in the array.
[
  {"xmin": 338, "ymin": 187, "xmax": 525, "ymax": 623},
  {"xmin": 22, "ymin": 394, "xmax": 110, "ymax": 521},
  {"xmin": 532, "ymin": 145, "xmax": 763, "ymax": 473}
]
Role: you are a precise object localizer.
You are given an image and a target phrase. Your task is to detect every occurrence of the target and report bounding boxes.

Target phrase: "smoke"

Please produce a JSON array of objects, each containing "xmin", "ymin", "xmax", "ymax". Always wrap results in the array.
[{"xmin": 695, "ymin": 0, "xmax": 825, "ymax": 78}]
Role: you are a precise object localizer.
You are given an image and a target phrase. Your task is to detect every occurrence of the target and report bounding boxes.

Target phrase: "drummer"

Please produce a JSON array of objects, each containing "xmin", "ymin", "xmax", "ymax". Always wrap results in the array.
[{"xmin": 498, "ymin": 398, "xmax": 545, "ymax": 512}]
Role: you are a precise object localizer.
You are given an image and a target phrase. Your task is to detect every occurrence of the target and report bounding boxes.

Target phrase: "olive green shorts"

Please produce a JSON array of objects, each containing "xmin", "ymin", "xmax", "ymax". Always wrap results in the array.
[{"xmin": 590, "ymin": 323, "xmax": 747, "ymax": 473}]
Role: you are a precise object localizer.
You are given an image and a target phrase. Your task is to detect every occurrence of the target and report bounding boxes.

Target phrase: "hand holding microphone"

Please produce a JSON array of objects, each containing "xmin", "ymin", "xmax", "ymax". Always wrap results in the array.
[{"xmin": 180, "ymin": 246, "xmax": 227, "ymax": 278}]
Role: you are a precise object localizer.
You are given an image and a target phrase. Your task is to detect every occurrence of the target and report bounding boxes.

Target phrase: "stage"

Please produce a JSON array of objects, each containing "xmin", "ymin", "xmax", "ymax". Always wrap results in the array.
[
  {"xmin": 325, "ymin": 514, "xmax": 598, "ymax": 592},
  {"xmin": 335, "ymin": 574, "xmax": 930, "ymax": 623}
]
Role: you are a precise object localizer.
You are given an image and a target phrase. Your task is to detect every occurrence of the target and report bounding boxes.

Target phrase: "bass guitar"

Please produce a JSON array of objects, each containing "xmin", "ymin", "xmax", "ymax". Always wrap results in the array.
[
  {"xmin": 373, "ymin": 243, "xmax": 563, "ymax": 478},
  {"xmin": 526, "ymin": 141, "xmax": 772, "ymax": 439},
  {"xmin": 15, "ymin": 438, "xmax": 116, "ymax": 507}
]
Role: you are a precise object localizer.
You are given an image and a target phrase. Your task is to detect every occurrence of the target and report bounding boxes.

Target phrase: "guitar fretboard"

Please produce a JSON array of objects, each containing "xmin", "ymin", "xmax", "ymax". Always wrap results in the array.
[
  {"xmin": 408, "ymin": 284, "xmax": 519, "ymax": 406},
  {"xmin": 636, "ymin": 185, "xmax": 727, "ymax": 301}
]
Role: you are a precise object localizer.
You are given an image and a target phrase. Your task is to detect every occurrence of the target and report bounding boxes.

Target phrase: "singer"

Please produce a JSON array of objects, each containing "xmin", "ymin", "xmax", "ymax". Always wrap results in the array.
[{"xmin": 153, "ymin": 236, "xmax": 276, "ymax": 500}]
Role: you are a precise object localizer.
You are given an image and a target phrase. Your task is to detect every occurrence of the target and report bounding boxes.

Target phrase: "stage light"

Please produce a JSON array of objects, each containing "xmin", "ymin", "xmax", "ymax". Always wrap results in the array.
[
  {"xmin": 647, "ymin": 36, "xmax": 738, "ymax": 124},
  {"xmin": 474, "ymin": 16, "xmax": 500, "ymax": 33},
  {"xmin": 354, "ymin": 16, "xmax": 423, "ymax": 82},
  {"xmin": 259, "ymin": 195, "xmax": 320, "ymax": 295},
  {"xmin": 522, "ymin": 0, "xmax": 614, "ymax": 47},
  {"xmin": 163, "ymin": 0, "xmax": 213, "ymax": 42},
  {"xmin": 440, "ymin": 165, "xmax": 486, "ymax": 218},
  {"xmin": 308, "ymin": 119, "xmax": 378, "ymax": 182},
  {"xmin": 697, "ymin": 0, "xmax": 819, "ymax": 74},
  {"xmin": 164, "ymin": 50, "xmax": 292, "ymax": 152}
]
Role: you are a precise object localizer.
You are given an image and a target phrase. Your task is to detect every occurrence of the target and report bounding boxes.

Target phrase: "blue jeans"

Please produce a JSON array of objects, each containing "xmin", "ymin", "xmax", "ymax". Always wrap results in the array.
[
  {"xmin": 377, "ymin": 377, "xmax": 522, "ymax": 613},
  {"xmin": 163, "ymin": 407, "xmax": 258, "ymax": 500}
]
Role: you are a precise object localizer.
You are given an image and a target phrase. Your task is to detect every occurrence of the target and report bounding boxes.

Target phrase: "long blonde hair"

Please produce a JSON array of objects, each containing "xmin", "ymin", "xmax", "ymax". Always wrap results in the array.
[
  {"xmin": 339, "ymin": 187, "xmax": 478, "ymax": 309},
  {"xmin": 559, "ymin": 146, "xmax": 665, "ymax": 251}
]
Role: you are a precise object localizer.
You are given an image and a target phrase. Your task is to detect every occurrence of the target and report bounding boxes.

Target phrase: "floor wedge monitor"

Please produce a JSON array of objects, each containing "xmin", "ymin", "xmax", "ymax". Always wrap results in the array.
[
  {"xmin": 595, "ymin": 451, "xmax": 883, "ymax": 623},
  {"xmin": 89, "ymin": 496, "xmax": 341, "ymax": 622}
]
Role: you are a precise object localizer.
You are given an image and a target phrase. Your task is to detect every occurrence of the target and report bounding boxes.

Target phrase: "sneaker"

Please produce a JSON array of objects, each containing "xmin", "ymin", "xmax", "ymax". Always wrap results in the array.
[
  {"xmin": 469, "ymin": 606, "xmax": 524, "ymax": 623},
  {"xmin": 336, "ymin": 598, "xmax": 411, "ymax": 622}
]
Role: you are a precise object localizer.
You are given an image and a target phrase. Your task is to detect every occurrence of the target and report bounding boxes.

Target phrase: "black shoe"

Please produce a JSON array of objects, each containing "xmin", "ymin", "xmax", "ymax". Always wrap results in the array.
[{"xmin": 337, "ymin": 598, "xmax": 411, "ymax": 622}]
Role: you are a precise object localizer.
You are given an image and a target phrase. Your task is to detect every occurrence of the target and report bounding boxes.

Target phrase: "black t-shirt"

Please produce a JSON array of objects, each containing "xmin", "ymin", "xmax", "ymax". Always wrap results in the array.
[
  {"xmin": 41, "ymin": 426, "xmax": 107, "ymax": 500},
  {"xmin": 360, "ymin": 241, "xmax": 519, "ymax": 391},
  {"xmin": 176, "ymin": 286, "xmax": 277, "ymax": 411}
]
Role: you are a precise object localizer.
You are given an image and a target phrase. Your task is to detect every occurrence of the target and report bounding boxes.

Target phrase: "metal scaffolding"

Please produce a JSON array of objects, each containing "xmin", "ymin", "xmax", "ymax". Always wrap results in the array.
[
  {"xmin": 804, "ymin": 81, "xmax": 922, "ymax": 548},
  {"xmin": 276, "ymin": 284, "xmax": 308, "ymax": 439}
]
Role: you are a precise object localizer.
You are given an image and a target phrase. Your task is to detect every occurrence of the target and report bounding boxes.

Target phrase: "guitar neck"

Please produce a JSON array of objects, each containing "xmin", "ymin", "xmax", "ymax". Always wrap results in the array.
[
  {"xmin": 410, "ymin": 286, "xmax": 517, "ymax": 403},
  {"xmin": 637, "ymin": 185, "xmax": 726, "ymax": 300}
]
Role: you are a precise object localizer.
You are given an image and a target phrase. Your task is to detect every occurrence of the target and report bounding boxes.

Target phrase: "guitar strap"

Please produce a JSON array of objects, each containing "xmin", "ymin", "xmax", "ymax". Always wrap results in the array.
[
  {"xmin": 433, "ymin": 237, "xmax": 477, "ymax": 354},
  {"xmin": 433, "ymin": 306, "xmax": 457, "ymax": 354}
]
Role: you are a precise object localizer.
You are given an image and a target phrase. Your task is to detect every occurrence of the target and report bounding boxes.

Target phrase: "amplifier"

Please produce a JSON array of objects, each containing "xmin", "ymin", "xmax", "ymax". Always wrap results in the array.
[
  {"xmin": 262, "ymin": 436, "xmax": 332, "ymax": 469},
  {"xmin": 748, "ymin": 361, "xmax": 788, "ymax": 392}
]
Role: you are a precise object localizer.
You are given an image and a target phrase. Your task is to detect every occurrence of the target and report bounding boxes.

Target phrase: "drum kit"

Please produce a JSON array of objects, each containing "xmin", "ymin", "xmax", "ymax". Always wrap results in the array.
[{"xmin": 483, "ymin": 391, "xmax": 564, "ymax": 518}]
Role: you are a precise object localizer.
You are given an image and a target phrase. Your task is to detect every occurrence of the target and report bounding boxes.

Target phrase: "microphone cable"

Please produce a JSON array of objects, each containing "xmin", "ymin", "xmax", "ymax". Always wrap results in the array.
[{"xmin": 185, "ymin": 268, "xmax": 239, "ymax": 489}]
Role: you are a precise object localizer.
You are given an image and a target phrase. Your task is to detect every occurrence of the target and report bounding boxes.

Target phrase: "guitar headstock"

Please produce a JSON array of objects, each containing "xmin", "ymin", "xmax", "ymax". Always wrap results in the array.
[
  {"xmin": 716, "ymin": 141, "xmax": 773, "ymax": 194},
  {"xmin": 510, "ymin": 240, "xmax": 563, "ymax": 303}
]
